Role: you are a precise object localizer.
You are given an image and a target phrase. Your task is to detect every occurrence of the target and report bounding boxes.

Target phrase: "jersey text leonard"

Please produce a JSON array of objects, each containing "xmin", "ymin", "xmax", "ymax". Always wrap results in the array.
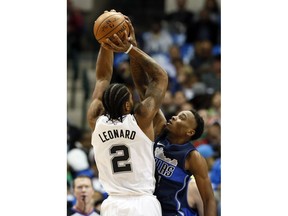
[{"xmin": 98, "ymin": 129, "xmax": 136, "ymax": 142}]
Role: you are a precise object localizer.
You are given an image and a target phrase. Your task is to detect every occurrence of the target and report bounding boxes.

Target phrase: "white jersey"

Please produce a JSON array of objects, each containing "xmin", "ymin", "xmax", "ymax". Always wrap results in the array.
[{"xmin": 91, "ymin": 114, "xmax": 156, "ymax": 196}]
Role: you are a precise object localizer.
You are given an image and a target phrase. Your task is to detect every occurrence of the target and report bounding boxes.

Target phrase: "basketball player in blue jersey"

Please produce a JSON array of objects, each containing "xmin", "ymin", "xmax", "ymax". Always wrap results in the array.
[
  {"xmin": 87, "ymin": 10, "xmax": 168, "ymax": 216},
  {"xmin": 124, "ymin": 17, "xmax": 217, "ymax": 216}
]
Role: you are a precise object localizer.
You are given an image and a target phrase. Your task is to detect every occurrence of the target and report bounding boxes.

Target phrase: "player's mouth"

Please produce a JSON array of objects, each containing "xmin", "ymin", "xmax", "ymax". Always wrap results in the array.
[{"xmin": 81, "ymin": 195, "xmax": 86, "ymax": 200}]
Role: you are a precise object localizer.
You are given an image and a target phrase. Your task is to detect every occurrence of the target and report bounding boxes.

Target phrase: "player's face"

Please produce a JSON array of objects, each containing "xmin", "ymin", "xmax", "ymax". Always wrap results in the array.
[
  {"xmin": 127, "ymin": 91, "xmax": 134, "ymax": 113},
  {"xmin": 165, "ymin": 110, "xmax": 196, "ymax": 135},
  {"xmin": 73, "ymin": 178, "xmax": 94, "ymax": 203},
  {"xmin": 129, "ymin": 92, "xmax": 134, "ymax": 109}
]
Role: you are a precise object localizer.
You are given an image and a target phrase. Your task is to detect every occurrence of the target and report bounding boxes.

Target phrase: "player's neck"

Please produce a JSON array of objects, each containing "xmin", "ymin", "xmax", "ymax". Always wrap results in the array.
[{"xmin": 167, "ymin": 134, "xmax": 188, "ymax": 145}]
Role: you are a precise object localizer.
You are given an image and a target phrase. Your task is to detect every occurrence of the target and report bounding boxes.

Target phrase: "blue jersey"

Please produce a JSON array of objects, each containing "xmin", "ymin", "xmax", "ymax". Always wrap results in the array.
[{"xmin": 154, "ymin": 137, "xmax": 198, "ymax": 216}]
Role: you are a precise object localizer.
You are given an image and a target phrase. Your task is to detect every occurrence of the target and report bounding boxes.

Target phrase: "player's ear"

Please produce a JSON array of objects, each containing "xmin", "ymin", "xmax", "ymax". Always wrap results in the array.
[
  {"xmin": 187, "ymin": 129, "xmax": 195, "ymax": 137},
  {"xmin": 124, "ymin": 101, "xmax": 131, "ymax": 112}
]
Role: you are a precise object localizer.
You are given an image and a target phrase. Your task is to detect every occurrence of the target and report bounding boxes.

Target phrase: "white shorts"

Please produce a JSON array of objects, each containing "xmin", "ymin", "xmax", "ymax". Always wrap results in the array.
[{"xmin": 100, "ymin": 194, "xmax": 162, "ymax": 216}]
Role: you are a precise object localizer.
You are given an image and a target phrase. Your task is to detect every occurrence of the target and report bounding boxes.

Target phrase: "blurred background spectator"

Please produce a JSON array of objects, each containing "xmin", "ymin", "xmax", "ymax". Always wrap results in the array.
[
  {"xmin": 67, "ymin": 175, "xmax": 102, "ymax": 215},
  {"xmin": 67, "ymin": 0, "xmax": 220, "ymax": 215}
]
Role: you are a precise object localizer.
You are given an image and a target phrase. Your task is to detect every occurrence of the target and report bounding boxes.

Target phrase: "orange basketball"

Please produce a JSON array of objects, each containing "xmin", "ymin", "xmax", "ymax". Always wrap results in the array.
[{"xmin": 93, "ymin": 11, "xmax": 129, "ymax": 44}]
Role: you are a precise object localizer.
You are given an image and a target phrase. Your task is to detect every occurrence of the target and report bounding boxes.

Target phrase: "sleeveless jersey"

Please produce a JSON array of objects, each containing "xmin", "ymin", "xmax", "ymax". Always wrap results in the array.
[
  {"xmin": 91, "ymin": 114, "xmax": 156, "ymax": 196},
  {"xmin": 154, "ymin": 137, "xmax": 199, "ymax": 216}
]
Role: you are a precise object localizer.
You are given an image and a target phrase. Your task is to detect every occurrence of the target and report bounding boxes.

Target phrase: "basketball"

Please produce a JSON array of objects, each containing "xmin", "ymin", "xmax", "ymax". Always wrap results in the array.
[{"xmin": 93, "ymin": 11, "xmax": 129, "ymax": 44}]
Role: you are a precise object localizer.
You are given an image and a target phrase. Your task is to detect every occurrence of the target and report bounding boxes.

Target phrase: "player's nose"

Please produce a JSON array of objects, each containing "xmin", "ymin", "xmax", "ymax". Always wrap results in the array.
[{"xmin": 171, "ymin": 116, "xmax": 177, "ymax": 121}]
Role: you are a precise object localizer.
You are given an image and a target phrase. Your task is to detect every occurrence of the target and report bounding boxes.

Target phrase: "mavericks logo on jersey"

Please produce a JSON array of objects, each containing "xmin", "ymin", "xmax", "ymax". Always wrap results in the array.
[{"xmin": 155, "ymin": 147, "xmax": 177, "ymax": 177}]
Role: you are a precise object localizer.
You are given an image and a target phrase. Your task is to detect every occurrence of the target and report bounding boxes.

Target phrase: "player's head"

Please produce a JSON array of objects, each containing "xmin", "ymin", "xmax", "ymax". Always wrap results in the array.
[
  {"xmin": 102, "ymin": 83, "xmax": 133, "ymax": 121},
  {"xmin": 72, "ymin": 175, "xmax": 94, "ymax": 203},
  {"xmin": 165, "ymin": 110, "xmax": 204, "ymax": 142}
]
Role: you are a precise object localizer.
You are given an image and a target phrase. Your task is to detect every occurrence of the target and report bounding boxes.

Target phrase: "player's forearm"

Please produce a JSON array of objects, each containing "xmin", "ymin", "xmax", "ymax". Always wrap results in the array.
[
  {"xmin": 92, "ymin": 46, "xmax": 114, "ymax": 100},
  {"xmin": 130, "ymin": 47, "xmax": 166, "ymax": 136},
  {"xmin": 128, "ymin": 46, "xmax": 168, "ymax": 103},
  {"xmin": 128, "ymin": 46, "xmax": 168, "ymax": 88},
  {"xmin": 130, "ymin": 57, "xmax": 149, "ymax": 100},
  {"xmin": 95, "ymin": 46, "xmax": 113, "ymax": 82}
]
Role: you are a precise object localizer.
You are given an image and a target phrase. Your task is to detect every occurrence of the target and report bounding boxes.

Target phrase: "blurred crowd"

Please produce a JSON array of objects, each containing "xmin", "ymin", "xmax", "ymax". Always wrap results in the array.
[{"xmin": 67, "ymin": 0, "xmax": 221, "ymax": 215}]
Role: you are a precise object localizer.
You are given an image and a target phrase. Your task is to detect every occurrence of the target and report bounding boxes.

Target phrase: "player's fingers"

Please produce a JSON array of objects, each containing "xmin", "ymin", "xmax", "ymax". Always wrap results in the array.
[
  {"xmin": 101, "ymin": 42, "xmax": 112, "ymax": 50},
  {"xmin": 123, "ymin": 15, "xmax": 130, "ymax": 22},
  {"xmin": 125, "ymin": 20, "xmax": 134, "ymax": 33},
  {"xmin": 104, "ymin": 38, "xmax": 117, "ymax": 48},
  {"xmin": 122, "ymin": 31, "xmax": 128, "ymax": 42},
  {"xmin": 126, "ymin": 20, "xmax": 135, "ymax": 39},
  {"xmin": 112, "ymin": 34, "xmax": 124, "ymax": 45}
]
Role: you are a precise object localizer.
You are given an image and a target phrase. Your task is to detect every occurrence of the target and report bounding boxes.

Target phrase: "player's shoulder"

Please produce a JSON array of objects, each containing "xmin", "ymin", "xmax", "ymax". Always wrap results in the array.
[
  {"xmin": 188, "ymin": 149, "xmax": 203, "ymax": 161},
  {"xmin": 186, "ymin": 149, "xmax": 205, "ymax": 166}
]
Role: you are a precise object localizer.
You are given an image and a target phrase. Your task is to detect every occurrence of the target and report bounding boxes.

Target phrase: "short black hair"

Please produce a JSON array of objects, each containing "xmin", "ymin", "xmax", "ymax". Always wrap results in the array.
[
  {"xmin": 102, "ymin": 83, "xmax": 130, "ymax": 121},
  {"xmin": 190, "ymin": 109, "xmax": 204, "ymax": 140}
]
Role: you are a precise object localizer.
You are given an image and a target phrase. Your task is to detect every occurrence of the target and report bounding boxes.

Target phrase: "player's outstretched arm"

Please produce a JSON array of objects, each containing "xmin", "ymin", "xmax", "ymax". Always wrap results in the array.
[
  {"xmin": 125, "ymin": 18, "xmax": 167, "ymax": 137},
  {"xmin": 130, "ymin": 54, "xmax": 167, "ymax": 137},
  {"xmin": 87, "ymin": 45, "xmax": 113, "ymax": 130}
]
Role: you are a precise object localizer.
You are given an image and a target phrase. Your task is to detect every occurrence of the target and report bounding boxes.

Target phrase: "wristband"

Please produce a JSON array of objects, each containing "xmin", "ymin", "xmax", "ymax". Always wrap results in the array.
[{"xmin": 125, "ymin": 44, "xmax": 133, "ymax": 54}]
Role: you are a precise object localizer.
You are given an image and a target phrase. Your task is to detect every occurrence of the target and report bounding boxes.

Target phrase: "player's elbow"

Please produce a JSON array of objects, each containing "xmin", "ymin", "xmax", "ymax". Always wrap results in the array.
[
  {"xmin": 203, "ymin": 195, "xmax": 217, "ymax": 215},
  {"xmin": 160, "ymin": 69, "xmax": 168, "ymax": 85},
  {"xmin": 157, "ymin": 70, "xmax": 168, "ymax": 93}
]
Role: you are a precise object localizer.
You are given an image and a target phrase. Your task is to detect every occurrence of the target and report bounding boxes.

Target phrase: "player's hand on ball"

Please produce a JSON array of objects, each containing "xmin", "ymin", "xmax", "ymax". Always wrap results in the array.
[
  {"xmin": 102, "ymin": 31, "xmax": 131, "ymax": 53},
  {"xmin": 123, "ymin": 17, "xmax": 137, "ymax": 47},
  {"xmin": 104, "ymin": 9, "xmax": 116, "ymax": 13}
]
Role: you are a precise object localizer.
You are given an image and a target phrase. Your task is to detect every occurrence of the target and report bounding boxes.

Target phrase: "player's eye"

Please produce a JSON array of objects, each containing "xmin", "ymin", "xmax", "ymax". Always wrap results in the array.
[{"xmin": 179, "ymin": 114, "xmax": 186, "ymax": 120}]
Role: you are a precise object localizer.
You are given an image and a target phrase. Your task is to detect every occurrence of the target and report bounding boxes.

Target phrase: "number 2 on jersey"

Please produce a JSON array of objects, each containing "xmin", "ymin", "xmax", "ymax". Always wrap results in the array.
[{"xmin": 110, "ymin": 145, "xmax": 132, "ymax": 173}]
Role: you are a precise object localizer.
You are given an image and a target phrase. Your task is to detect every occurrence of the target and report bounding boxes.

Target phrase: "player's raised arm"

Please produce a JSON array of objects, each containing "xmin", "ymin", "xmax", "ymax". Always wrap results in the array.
[
  {"xmin": 103, "ymin": 32, "xmax": 168, "ymax": 140},
  {"xmin": 124, "ymin": 18, "xmax": 167, "ymax": 137},
  {"xmin": 87, "ymin": 44, "xmax": 114, "ymax": 130}
]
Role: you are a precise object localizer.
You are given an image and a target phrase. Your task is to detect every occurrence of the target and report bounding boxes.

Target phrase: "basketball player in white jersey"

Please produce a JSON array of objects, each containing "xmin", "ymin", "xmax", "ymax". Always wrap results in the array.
[{"xmin": 87, "ymin": 10, "xmax": 168, "ymax": 216}]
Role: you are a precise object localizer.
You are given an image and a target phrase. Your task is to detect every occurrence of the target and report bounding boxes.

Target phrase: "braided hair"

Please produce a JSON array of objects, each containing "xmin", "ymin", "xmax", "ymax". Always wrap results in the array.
[{"xmin": 102, "ymin": 83, "xmax": 131, "ymax": 122}]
